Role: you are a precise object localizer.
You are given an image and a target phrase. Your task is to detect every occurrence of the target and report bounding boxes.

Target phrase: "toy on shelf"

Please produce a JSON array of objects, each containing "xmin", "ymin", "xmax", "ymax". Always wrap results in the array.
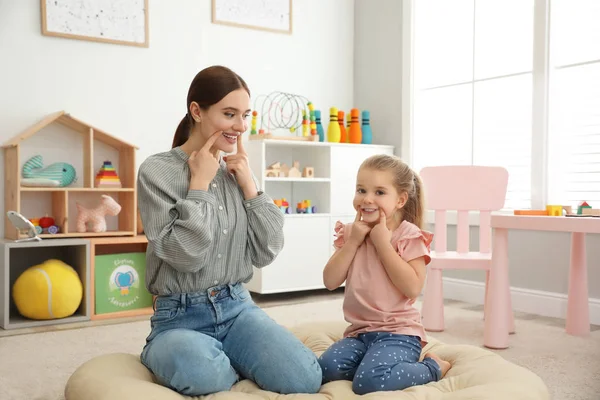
[
  {"xmin": 265, "ymin": 161, "xmax": 314, "ymax": 178},
  {"xmin": 29, "ymin": 214, "xmax": 60, "ymax": 234},
  {"xmin": 296, "ymin": 199, "xmax": 316, "ymax": 214},
  {"xmin": 338, "ymin": 110, "xmax": 347, "ymax": 143},
  {"xmin": 6, "ymin": 210, "xmax": 42, "ymax": 242},
  {"xmin": 95, "ymin": 160, "xmax": 122, "ymax": 188},
  {"xmin": 76, "ymin": 195, "xmax": 122, "ymax": 233},
  {"xmin": 273, "ymin": 198, "xmax": 291, "ymax": 214},
  {"xmin": 327, "ymin": 107, "xmax": 341, "ymax": 143},
  {"xmin": 361, "ymin": 110, "xmax": 373, "ymax": 144},
  {"xmin": 249, "ymin": 91, "xmax": 319, "ymax": 142},
  {"xmin": 21, "ymin": 155, "xmax": 77, "ymax": 187},
  {"xmin": 12, "ymin": 259, "xmax": 83, "ymax": 320},
  {"xmin": 265, "ymin": 161, "xmax": 287, "ymax": 177},
  {"xmin": 348, "ymin": 108, "xmax": 362, "ymax": 144},
  {"xmin": 288, "ymin": 161, "xmax": 301, "ymax": 178}
]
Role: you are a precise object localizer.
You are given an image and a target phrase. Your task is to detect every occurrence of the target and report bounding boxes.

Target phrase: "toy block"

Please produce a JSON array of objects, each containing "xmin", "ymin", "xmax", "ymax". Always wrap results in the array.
[
  {"xmin": 514, "ymin": 210, "xmax": 548, "ymax": 216},
  {"xmin": 562, "ymin": 206, "xmax": 573, "ymax": 215},
  {"xmin": 577, "ymin": 201, "xmax": 591, "ymax": 215},
  {"xmin": 582, "ymin": 208, "xmax": 600, "ymax": 216},
  {"xmin": 95, "ymin": 161, "xmax": 122, "ymax": 188},
  {"xmin": 288, "ymin": 161, "xmax": 301, "ymax": 178},
  {"xmin": 546, "ymin": 205, "xmax": 563, "ymax": 216},
  {"xmin": 302, "ymin": 167, "xmax": 314, "ymax": 178}
]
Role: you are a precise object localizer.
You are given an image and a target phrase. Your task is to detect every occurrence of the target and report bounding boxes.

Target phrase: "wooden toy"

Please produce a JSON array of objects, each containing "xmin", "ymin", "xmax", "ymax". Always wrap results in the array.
[
  {"xmin": 296, "ymin": 199, "xmax": 316, "ymax": 214},
  {"xmin": 95, "ymin": 160, "xmax": 122, "ymax": 188},
  {"xmin": 302, "ymin": 167, "xmax": 314, "ymax": 178},
  {"xmin": 315, "ymin": 110, "xmax": 325, "ymax": 142},
  {"xmin": 546, "ymin": 205, "xmax": 563, "ymax": 216},
  {"xmin": 361, "ymin": 110, "xmax": 373, "ymax": 144},
  {"xmin": 338, "ymin": 110, "xmax": 347, "ymax": 143},
  {"xmin": 76, "ymin": 195, "xmax": 122, "ymax": 233},
  {"xmin": 288, "ymin": 161, "xmax": 302, "ymax": 178},
  {"xmin": 582, "ymin": 208, "xmax": 600, "ymax": 216},
  {"xmin": 250, "ymin": 111, "xmax": 258, "ymax": 135},
  {"xmin": 514, "ymin": 210, "xmax": 548, "ymax": 216},
  {"xmin": 327, "ymin": 107, "xmax": 341, "ymax": 142},
  {"xmin": 348, "ymin": 108, "xmax": 362, "ymax": 144},
  {"xmin": 273, "ymin": 198, "xmax": 291, "ymax": 214},
  {"xmin": 577, "ymin": 201, "xmax": 591, "ymax": 214}
]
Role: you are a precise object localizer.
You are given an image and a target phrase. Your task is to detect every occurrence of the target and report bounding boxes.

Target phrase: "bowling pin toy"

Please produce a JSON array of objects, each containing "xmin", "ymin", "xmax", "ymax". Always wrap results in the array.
[
  {"xmin": 327, "ymin": 107, "xmax": 341, "ymax": 142},
  {"xmin": 338, "ymin": 110, "xmax": 347, "ymax": 143},
  {"xmin": 315, "ymin": 110, "xmax": 325, "ymax": 142},
  {"xmin": 348, "ymin": 108, "xmax": 362, "ymax": 144},
  {"xmin": 361, "ymin": 110, "xmax": 372, "ymax": 144}
]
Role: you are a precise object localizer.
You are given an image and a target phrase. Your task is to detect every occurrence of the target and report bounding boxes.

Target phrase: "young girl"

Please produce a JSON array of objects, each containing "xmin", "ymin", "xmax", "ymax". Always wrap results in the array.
[{"xmin": 319, "ymin": 154, "xmax": 451, "ymax": 395}]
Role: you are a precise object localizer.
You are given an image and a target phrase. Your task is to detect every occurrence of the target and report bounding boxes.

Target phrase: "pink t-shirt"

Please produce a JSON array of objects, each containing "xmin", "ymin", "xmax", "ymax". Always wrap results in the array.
[{"xmin": 333, "ymin": 220, "xmax": 434, "ymax": 344}]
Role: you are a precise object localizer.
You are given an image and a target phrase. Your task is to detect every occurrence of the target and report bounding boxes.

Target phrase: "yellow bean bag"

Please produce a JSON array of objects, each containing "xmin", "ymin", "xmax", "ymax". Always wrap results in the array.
[{"xmin": 65, "ymin": 321, "xmax": 549, "ymax": 400}]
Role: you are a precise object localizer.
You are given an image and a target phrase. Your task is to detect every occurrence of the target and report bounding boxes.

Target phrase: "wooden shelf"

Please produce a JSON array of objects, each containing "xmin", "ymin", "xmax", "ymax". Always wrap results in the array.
[
  {"xmin": 3, "ymin": 111, "xmax": 139, "ymax": 240},
  {"xmin": 23, "ymin": 230, "xmax": 136, "ymax": 239},
  {"xmin": 20, "ymin": 187, "xmax": 135, "ymax": 192},
  {"xmin": 265, "ymin": 177, "xmax": 331, "ymax": 183}
]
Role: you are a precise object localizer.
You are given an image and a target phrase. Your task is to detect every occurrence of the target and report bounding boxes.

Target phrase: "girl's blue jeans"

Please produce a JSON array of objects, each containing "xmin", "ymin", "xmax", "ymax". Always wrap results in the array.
[
  {"xmin": 140, "ymin": 283, "xmax": 322, "ymax": 396},
  {"xmin": 318, "ymin": 331, "xmax": 442, "ymax": 395}
]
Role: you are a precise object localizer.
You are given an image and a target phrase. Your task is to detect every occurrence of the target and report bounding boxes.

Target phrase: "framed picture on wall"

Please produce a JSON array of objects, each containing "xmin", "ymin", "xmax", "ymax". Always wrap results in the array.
[
  {"xmin": 212, "ymin": 0, "xmax": 292, "ymax": 34},
  {"xmin": 40, "ymin": 0, "xmax": 149, "ymax": 47}
]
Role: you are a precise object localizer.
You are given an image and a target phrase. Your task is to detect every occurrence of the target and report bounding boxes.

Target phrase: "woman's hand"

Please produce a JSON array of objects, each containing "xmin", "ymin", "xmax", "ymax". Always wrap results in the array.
[
  {"xmin": 348, "ymin": 209, "xmax": 371, "ymax": 247},
  {"xmin": 370, "ymin": 208, "xmax": 392, "ymax": 247},
  {"xmin": 224, "ymin": 137, "xmax": 257, "ymax": 199},
  {"xmin": 189, "ymin": 131, "xmax": 222, "ymax": 190}
]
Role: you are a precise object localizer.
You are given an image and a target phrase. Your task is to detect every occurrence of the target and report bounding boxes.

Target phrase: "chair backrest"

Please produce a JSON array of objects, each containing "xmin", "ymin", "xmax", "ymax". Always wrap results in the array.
[{"xmin": 419, "ymin": 166, "xmax": 509, "ymax": 254}]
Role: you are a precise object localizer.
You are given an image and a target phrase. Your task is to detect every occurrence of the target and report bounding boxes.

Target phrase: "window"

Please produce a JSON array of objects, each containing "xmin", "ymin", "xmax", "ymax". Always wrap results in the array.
[
  {"xmin": 547, "ymin": 0, "xmax": 600, "ymax": 207},
  {"xmin": 409, "ymin": 0, "xmax": 600, "ymax": 210}
]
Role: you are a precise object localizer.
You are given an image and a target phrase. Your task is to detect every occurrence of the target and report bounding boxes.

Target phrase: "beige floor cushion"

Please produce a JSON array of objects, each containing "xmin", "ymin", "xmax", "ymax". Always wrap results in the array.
[{"xmin": 65, "ymin": 321, "xmax": 549, "ymax": 400}]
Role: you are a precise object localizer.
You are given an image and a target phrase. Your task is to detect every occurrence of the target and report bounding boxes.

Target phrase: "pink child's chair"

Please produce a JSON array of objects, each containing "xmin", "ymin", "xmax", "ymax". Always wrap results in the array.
[{"xmin": 419, "ymin": 165, "xmax": 514, "ymax": 333}]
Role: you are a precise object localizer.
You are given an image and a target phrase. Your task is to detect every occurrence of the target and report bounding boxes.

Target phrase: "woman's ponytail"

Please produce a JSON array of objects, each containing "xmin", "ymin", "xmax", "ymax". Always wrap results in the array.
[{"xmin": 172, "ymin": 114, "xmax": 191, "ymax": 148}]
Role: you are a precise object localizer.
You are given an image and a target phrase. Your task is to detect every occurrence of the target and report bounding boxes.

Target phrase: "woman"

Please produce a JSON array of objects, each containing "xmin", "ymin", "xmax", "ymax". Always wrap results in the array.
[{"xmin": 137, "ymin": 65, "xmax": 322, "ymax": 396}]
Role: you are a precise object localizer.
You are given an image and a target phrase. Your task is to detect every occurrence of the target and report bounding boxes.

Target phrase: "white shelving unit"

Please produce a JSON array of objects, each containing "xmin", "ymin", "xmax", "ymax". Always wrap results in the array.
[{"xmin": 245, "ymin": 139, "xmax": 395, "ymax": 294}]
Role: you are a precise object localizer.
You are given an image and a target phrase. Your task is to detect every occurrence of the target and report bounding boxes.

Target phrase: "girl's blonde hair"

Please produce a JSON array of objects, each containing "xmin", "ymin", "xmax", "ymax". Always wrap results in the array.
[{"xmin": 359, "ymin": 154, "xmax": 425, "ymax": 229}]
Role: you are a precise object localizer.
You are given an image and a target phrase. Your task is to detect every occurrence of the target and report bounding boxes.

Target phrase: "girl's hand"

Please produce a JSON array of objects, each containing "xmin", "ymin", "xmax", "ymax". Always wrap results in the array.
[
  {"xmin": 370, "ymin": 208, "xmax": 392, "ymax": 247},
  {"xmin": 224, "ymin": 137, "xmax": 256, "ymax": 198},
  {"xmin": 189, "ymin": 131, "xmax": 222, "ymax": 190},
  {"xmin": 348, "ymin": 209, "xmax": 371, "ymax": 247}
]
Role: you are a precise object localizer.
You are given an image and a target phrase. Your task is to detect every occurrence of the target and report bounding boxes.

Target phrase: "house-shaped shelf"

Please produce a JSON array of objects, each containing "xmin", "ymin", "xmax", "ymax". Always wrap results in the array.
[{"xmin": 3, "ymin": 111, "xmax": 139, "ymax": 240}]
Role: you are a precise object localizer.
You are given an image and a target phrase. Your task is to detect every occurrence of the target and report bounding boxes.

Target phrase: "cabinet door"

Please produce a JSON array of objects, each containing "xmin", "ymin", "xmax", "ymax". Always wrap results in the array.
[
  {"xmin": 259, "ymin": 216, "xmax": 331, "ymax": 293},
  {"xmin": 330, "ymin": 146, "xmax": 394, "ymax": 215}
]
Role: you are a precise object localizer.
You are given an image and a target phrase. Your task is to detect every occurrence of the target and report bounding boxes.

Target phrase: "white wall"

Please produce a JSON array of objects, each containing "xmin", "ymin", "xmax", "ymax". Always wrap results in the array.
[
  {"xmin": 354, "ymin": 0, "xmax": 600, "ymax": 324},
  {"xmin": 0, "ymin": 0, "xmax": 354, "ymax": 237}
]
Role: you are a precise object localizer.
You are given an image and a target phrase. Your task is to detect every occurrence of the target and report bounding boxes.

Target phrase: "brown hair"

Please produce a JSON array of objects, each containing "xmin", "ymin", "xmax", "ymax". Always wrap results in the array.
[
  {"xmin": 172, "ymin": 65, "xmax": 250, "ymax": 148},
  {"xmin": 359, "ymin": 154, "xmax": 425, "ymax": 229}
]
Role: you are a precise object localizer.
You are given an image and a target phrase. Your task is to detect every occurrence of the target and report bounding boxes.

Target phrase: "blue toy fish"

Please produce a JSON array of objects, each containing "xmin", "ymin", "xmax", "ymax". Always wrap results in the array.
[{"xmin": 21, "ymin": 155, "xmax": 77, "ymax": 187}]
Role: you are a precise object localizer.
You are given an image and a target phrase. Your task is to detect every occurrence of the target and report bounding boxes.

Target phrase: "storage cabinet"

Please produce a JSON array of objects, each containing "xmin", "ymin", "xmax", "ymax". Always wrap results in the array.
[
  {"xmin": 244, "ymin": 140, "xmax": 394, "ymax": 293},
  {"xmin": 0, "ymin": 238, "xmax": 90, "ymax": 330}
]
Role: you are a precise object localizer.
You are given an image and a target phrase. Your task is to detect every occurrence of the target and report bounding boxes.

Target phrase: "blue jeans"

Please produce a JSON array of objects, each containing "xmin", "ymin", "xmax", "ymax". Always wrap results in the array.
[
  {"xmin": 318, "ymin": 332, "xmax": 441, "ymax": 395},
  {"xmin": 140, "ymin": 283, "xmax": 322, "ymax": 396}
]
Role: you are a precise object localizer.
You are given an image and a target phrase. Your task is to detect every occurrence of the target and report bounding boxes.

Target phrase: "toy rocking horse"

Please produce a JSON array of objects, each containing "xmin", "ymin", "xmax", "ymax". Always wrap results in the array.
[{"xmin": 76, "ymin": 195, "xmax": 122, "ymax": 233}]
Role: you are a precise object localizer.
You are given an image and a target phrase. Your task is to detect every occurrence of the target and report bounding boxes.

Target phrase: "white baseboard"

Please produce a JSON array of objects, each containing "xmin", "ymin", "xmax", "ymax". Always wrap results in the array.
[{"xmin": 441, "ymin": 277, "xmax": 600, "ymax": 326}]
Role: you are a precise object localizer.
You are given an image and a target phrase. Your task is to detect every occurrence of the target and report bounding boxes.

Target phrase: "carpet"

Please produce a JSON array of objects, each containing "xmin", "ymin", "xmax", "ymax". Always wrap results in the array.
[{"xmin": 0, "ymin": 293, "xmax": 598, "ymax": 400}]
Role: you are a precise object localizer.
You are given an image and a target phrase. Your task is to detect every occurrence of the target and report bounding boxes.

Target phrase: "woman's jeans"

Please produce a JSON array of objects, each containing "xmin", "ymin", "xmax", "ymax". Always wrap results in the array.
[{"xmin": 141, "ymin": 283, "xmax": 322, "ymax": 396}]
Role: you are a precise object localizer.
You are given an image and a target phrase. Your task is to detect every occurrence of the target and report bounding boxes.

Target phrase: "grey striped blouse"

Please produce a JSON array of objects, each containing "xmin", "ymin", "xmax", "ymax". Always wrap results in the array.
[{"xmin": 137, "ymin": 147, "xmax": 285, "ymax": 295}]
